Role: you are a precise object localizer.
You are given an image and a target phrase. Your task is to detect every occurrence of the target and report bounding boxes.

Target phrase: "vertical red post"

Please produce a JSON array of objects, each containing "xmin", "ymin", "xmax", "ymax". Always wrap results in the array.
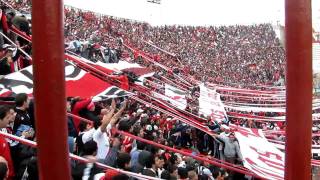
[
  {"xmin": 285, "ymin": 0, "xmax": 312, "ymax": 179},
  {"xmin": 32, "ymin": 0, "xmax": 71, "ymax": 179}
]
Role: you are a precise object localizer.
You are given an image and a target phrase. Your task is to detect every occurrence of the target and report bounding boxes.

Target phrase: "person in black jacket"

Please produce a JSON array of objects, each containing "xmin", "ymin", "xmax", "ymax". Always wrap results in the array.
[
  {"xmin": 13, "ymin": 93, "xmax": 33, "ymax": 135},
  {"xmin": 15, "ymin": 148, "xmax": 38, "ymax": 180},
  {"xmin": 72, "ymin": 140, "xmax": 103, "ymax": 180},
  {"xmin": 9, "ymin": 13, "xmax": 30, "ymax": 47},
  {"xmin": 67, "ymin": 97, "xmax": 77, "ymax": 138}
]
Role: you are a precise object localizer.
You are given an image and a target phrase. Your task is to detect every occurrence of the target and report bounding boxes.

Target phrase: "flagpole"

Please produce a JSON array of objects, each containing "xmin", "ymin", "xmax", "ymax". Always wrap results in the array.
[
  {"xmin": 32, "ymin": 0, "xmax": 71, "ymax": 179},
  {"xmin": 284, "ymin": 0, "xmax": 312, "ymax": 179}
]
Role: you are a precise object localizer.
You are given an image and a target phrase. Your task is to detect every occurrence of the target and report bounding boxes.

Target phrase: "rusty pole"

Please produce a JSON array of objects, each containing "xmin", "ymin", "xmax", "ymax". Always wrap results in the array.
[
  {"xmin": 32, "ymin": 0, "xmax": 71, "ymax": 179},
  {"xmin": 285, "ymin": 0, "xmax": 312, "ymax": 179}
]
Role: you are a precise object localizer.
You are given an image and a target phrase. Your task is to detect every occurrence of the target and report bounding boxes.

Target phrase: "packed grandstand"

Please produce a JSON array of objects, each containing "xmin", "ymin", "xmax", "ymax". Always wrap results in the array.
[{"xmin": 0, "ymin": 0, "xmax": 319, "ymax": 180}]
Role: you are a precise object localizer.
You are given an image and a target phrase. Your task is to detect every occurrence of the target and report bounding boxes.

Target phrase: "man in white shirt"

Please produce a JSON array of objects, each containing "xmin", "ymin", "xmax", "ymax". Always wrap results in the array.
[{"xmin": 82, "ymin": 99, "xmax": 127, "ymax": 160}]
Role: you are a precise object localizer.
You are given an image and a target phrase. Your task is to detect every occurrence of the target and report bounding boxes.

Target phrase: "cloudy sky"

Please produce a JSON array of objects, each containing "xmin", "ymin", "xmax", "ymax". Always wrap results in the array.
[{"xmin": 64, "ymin": 0, "xmax": 319, "ymax": 29}]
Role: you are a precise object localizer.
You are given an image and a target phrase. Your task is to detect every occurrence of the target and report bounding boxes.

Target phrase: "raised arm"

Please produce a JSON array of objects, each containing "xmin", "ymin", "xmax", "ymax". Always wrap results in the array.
[
  {"xmin": 210, "ymin": 133, "xmax": 219, "ymax": 138},
  {"xmin": 109, "ymin": 100, "xmax": 128, "ymax": 127},
  {"xmin": 100, "ymin": 99, "xmax": 116, "ymax": 132}
]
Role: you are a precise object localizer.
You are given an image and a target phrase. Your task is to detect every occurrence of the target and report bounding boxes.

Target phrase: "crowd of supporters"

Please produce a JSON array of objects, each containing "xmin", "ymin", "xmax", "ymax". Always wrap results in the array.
[
  {"xmin": 1, "ymin": 0, "xmax": 286, "ymax": 86},
  {"xmin": 0, "ymin": 94, "xmax": 246, "ymax": 179},
  {"xmin": 62, "ymin": 5, "xmax": 286, "ymax": 86},
  {"xmin": 5, "ymin": 0, "xmax": 31, "ymax": 13},
  {"xmin": 0, "ymin": 0, "xmax": 312, "ymax": 179}
]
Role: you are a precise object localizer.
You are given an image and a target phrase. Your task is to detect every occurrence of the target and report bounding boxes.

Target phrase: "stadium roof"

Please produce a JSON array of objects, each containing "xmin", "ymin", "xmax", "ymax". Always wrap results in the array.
[{"xmin": 64, "ymin": 0, "xmax": 319, "ymax": 30}]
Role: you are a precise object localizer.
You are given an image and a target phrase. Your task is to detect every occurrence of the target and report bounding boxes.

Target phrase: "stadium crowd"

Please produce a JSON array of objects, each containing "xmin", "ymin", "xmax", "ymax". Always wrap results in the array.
[
  {"xmin": 0, "ymin": 93, "xmax": 245, "ymax": 179},
  {"xmin": 1, "ymin": 0, "xmax": 286, "ymax": 86},
  {"xmin": 62, "ymin": 5, "xmax": 286, "ymax": 86},
  {"xmin": 0, "ymin": 0, "xmax": 311, "ymax": 179}
]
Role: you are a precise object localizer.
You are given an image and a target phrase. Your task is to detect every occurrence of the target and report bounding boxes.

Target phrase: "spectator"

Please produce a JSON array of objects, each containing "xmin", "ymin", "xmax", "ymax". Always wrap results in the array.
[
  {"xmin": 212, "ymin": 168, "xmax": 226, "ymax": 180},
  {"xmin": 243, "ymin": 119, "xmax": 258, "ymax": 128},
  {"xmin": 0, "ymin": 44, "xmax": 16, "ymax": 76},
  {"xmin": 15, "ymin": 156, "xmax": 38, "ymax": 180},
  {"xmin": 81, "ymin": 99, "xmax": 126, "ymax": 160},
  {"xmin": 13, "ymin": 93, "xmax": 34, "ymax": 136},
  {"xmin": 72, "ymin": 140, "xmax": 103, "ymax": 180},
  {"xmin": 178, "ymin": 167, "xmax": 189, "ymax": 180},
  {"xmin": 130, "ymin": 140, "xmax": 145, "ymax": 168},
  {"xmin": 167, "ymin": 164, "xmax": 179, "ymax": 179},
  {"xmin": 215, "ymin": 132, "xmax": 243, "ymax": 164},
  {"xmin": 104, "ymin": 137, "xmax": 121, "ymax": 166},
  {"xmin": 197, "ymin": 160, "xmax": 214, "ymax": 180},
  {"xmin": 70, "ymin": 97, "xmax": 93, "ymax": 132},
  {"xmin": 188, "ymin": 170, "xmax": 198, "ymax": 180},
  {"xmin": 11, "ymin": 14, "xmax": 30, "ymax": 46},
  {"xmin": 116, "ymin": 152, "xmax": 131, "ymax": 171},
  {"xmin": 0, "ymin": 105, "xmax": 14, "ymax": 179},
  {"xmin": 66, "ymin": 97, "xmax": 77, "ymax": 138},
  {"xmin": 0, "ymin": 156, "xmax": 8, "ymax": 180},
  {"xmin": 161, "ymin": 170, "xmax": 171, "ymax": 179},
  {"xmin": 142, "ymin": 154, "xmax": 165, "ymax": 178},
  {"xmin": 0, "ymin": 106, "xmax": 30, "ymax": 175},
  {"xmin": 0, "ymin": 6, "xmax": 10, "ymax": 48}
]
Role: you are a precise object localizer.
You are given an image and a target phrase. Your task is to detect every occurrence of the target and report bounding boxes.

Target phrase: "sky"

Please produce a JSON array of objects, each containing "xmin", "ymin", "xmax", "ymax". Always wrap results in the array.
[{"xmin": 64, "ymin": 0, "xmax": 319, "ymax": 30}]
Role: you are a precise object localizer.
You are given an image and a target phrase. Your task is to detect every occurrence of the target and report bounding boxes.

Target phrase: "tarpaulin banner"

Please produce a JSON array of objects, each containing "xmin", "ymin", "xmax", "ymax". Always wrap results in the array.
[
  {"xmin": 199, "ymin": 84, "xmax": 228, "ymax": 122},
  {"xmin": 235, "ymin": 126, "xmax": 285, "ymax": 180},
  {"xmin": 164, "ymin": 84, "xmax": 187, "ymax": 110},
  {"xmin": 0, "ymin": 61, "xmax": 132, "ymax": 100},
  {"xmin": 66, "ymin": 54, "xmax": 154, "ymax": 77}
]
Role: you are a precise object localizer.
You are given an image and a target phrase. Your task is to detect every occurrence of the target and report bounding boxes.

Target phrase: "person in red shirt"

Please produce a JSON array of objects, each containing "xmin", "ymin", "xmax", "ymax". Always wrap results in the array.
[
  {"xmin": 0, "ymin": 8, "xmax": 9, "ymax": 35},
  {"xmin": 70, "ymin": 97, "xmax": 92, "ymax": 132},
  {"xmin": 0, "ymin": 105, "xmax": 14, "ymax": 179}
]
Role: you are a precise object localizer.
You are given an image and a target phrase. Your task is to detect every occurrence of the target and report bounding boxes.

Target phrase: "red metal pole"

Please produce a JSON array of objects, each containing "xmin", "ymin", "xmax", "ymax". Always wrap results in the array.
[
  {"xmin": 285, "ymin": 0, "xmax": 312, "ymax": 179},
  {"xmin": 32, "ymin": 0, "xmax": 71, "ymax": 179}
]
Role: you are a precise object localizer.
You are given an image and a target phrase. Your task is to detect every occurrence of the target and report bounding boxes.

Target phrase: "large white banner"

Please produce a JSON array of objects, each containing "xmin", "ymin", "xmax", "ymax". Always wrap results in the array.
[
  {"xmin": 234, "ymin": 126, "xmax": 285, "ymax": 180},
  {"xmin": 199, "ymin": 84, "xmax": 227, "ymax": 122},
  {"xmin": 164, "ymin": 84, "xmax": 187, "ymax": 110}
]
